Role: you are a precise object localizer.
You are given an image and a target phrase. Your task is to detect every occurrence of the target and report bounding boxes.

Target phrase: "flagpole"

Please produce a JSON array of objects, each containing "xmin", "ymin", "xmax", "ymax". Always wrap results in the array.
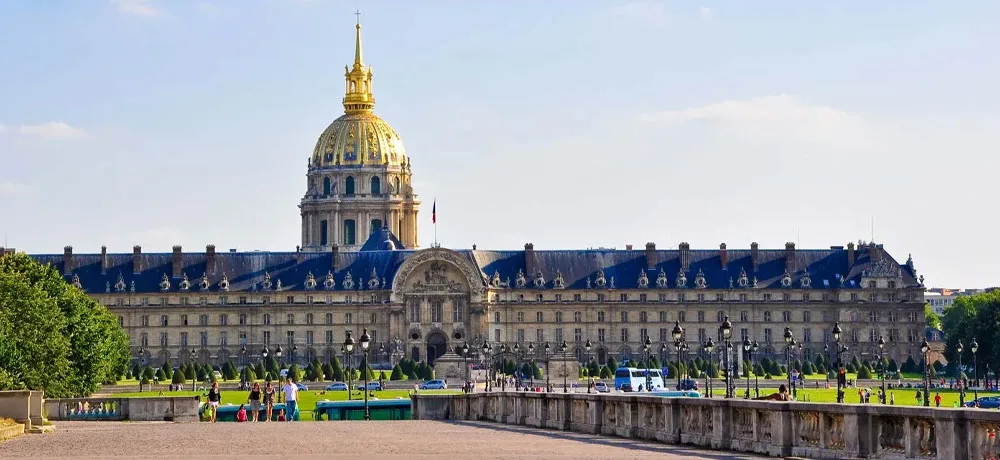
[{"xmin": 433, "ymin": 198, "xmax": 438, "ymax": 248}]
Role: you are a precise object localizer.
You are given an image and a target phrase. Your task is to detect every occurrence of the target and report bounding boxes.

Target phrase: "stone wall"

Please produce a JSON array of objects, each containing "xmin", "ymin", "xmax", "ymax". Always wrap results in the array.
[
  {"xmin": 412, "ymin": 392, "xmax": 1000, "ymax": 459},
  {"xmin": 45, "ymin": 396, "xmax": 201, "ymax": 422},
  {"xmin": 0, "ymin": 390, "xmax": 44, "ymax": 428}
]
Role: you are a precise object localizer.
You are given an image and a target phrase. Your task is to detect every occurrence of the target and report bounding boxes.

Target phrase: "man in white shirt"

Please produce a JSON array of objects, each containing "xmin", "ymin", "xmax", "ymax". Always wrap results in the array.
[{"xmin": 282, "ymin": 377, "xmax": 298, "ymax": 422}]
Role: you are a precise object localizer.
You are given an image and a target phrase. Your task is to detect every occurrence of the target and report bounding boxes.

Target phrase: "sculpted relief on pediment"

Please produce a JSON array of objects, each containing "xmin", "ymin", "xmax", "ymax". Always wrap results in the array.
[{"xmin": 407, "ymin": 261, "xmax": 469, "ymax": 294}]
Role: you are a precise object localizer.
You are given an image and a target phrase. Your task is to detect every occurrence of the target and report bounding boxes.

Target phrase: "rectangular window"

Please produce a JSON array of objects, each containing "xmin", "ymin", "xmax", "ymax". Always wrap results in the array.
[
  {"xmin": 160, "ymin": 315, "xmax": 169, "ymax": 327},
  {"xmin": 409, "ymin": 300, "xmax": 421, "ymax": 322},
  {"xmin": 555, "ymin": 328, "xmax": 563, "ymax": 343},
  {"xmin": 639, "ymin": 328, "xmax": 648, "ymax": 342},
  {"xmin": 536, "ymin": 329, "xmax": 544, "ymax": 343},
  {"xmin": 286, "ymin": 296, "xmax": 295, "ymax": 304},
  {"xmin": 431, "ymin": 301, "xmax": 443, "ymax": 323},
  {"xmin": 307, "ymin": 313, "xmax": 314, "ymax": 325},
  {"xmin": 555, "ymin": 294, "xmax": 562, "ymax": 302},
  {"xmin": 763, "ymin": 293, "xmax": 772, "ymax": 301},
  {"xmin": 573, "ymin": 311, "xmax": 582, "ymax": 322},
  {"xmin": 262, "ymin": 331, "xmax": 271, "ymax": 345},
  {"xmin": 220, "ymin": 331, "xmax": 228, "ymax": 347},
  {"xmin": 659, "ymin": 311, "xmax": 667, "ymax": 322},
  {"xmin": 781, "ymin": 311, "xmax": 791, "ymax": 322},
  {"xmin": 659, "ymin": 328, "xmax": 668, "ymax": 342},
  {"xmin": 555, "ymin": 312, "xmax": 563, "ymax": 323},
  {"xmin": 803, "ymin": 311, "xmax": 811, "ymax": 322},
  {"xmin": 620, "ymin": 311, "xmax": 628, "ymax": 323},
  {"xmin": 678, "ymin": 293, "xmax": 686, "ymax": 302},
  {"xmin": 343, "ymin": 219, "xmax": 356, "ymax": 245},
  {"xmin": 517, "ymin": 329, "xmax": 525, "ymax": 343},
  {"xmin": 716, "ymin": 293, "xmax": 724, "ymax": 301},
  {"xmin": 574, "ymin": 328, "xmax": 582, "ymax": 343},
  {"xmin": 516, "ymin": 312, "xmax": 524, "ymax": 323},
  {"xmin": 287, "ymin": 314, "xmax": 294, "ymax": 325},
  {"xmin": 764, "ymin": 328, "xmax": 772, "ymax": 343},
  {"xmin": 740, "ymin": 311, "xmax": 748, "ymax": 322},
  {"xmin": 306, "ymin": 331, "xmax": 314, "ymax": 345},
  {"xmin": 140, "ymin": 333, "xmax": 149, "ymax": 347},
  {"xmin": 620, "ymin": 328, "xmax": 629, "ymax": 342},
  {"xmin": 740, "ymin": 328, "xmax": 749, "ymax": 340},
  {"xmin": 220, "ymin": 314, "xmax": 228, "ymax": 326},
  {"xmin": 494, "ymin": 329, "xmax": 500, "ymax": 342},
  {"xmin": 697, "ymin": 293, "xmax": 704, "ymax": 302},
  {"xmin": 239, "ymin": 331, "xmax": 247, "ymax": 345},
  {"xmin": 597, "ymin": 311, "xmax": 605, "ymax": 322},
  {"xmin": 199, "ymin": 314, "xmax": 208, "ymax": 326},
  {"xmin": 453, "ymin": 302, "xmax": 464, "ymax": 322},
  {"xmin": 287, "ymin": 330, "xmax": 295, "ymax": 346},
  {"xmin": 326, "ymin": 330, "xmax": 334, "ymax": 344},
  {"xmin": 200, "ymin": 332, "xmax": 208, "ymax": 347},
  {"xmin": 574, "ymin": 294, "xmax": 582, "ymax": 302},
  {"xmin": 345, "ymin": 313, "xmax": 353, "ymax": 325},
  {"xmin": 326, "ymin": 313, "xmax": 333, "ymax": 325},
  {"xmin": 763, "ymin": 311, "xmax": 772, "ymax": 322},
  {"xmin": 141, "ymin": 315, "xmax": 150, "ymax": 327},
  {"xmin": 239, "ymin": 296, "xmax": 247, "ymax": 304},
  {"xmin": 659, "ymin": 293, "xmax": 667, "ymax": 302},
  {"xmin": 739, "ymin": 293, "xmax": 747, "ymax": 302},
  {"xmin": 220, "ymin": 296, "xmax": 228, "ymax": 305},
  {"xmin": 803, "ymin": 293, "xmax": 811, "ymax": 301},
  {"xmin": 803, "ymin": 328, "xmax": 812, "ymax": 343},
  {"xmin": 620, "ymin": 293, "xmax": 628, "ymax": 302},
  {"xmin": 598, "ymin": 328, "xmax": 606, "ymax": 342},
  {"xmin": 678, "ymin": 311, "xmax": 686, "ymax": 322},
  {"xmin": 320, "ymin": 219, "xmax": 328, "ymax": 246},
  {"xmin": 239, "ymin": 314, "xmax": 247, "ymax": 326},
  {"xmin": 536, "ymin": 312, "xmax": 544, "ymax": 323},
  {"xmin": 639, "ymin": 311, "xmax": 648, "ymax": 323},
  {"xmin": 640, "ymin": 293, "xmax": 647, "ymax": 303},
  {"xmin": 160, "ymin": 332, "xmax": 168, "ymax": 347},
  {"xmin": 495, "ymin": 312, "xmax": 501, "ymax": 323},
  {"xmin": 697, "ymin": 311, "xmax": 705, "ymax": 322},
  {"xmin": 698, "ymin": 328, "xmax": 706, "ymax": 343},
  {"xmin": 180, "ymin": 332, "xmax": 188, "ymax": 346}
]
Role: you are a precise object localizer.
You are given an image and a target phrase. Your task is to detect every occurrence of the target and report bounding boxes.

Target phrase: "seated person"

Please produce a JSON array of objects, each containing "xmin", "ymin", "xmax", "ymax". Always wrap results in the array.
[
  {"xmin": 276, "ymin": 409, "xmax": 286, "ymax": 422},
  {"xmin": 756, "ymin": 384, "xmax": 792, "ymax": 401},
  {"xmin": 236, "ymin": 404, "xmax": 248, "ymax": 422}
]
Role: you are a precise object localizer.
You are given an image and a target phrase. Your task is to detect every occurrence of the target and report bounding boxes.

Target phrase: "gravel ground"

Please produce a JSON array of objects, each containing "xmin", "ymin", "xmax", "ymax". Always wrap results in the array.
[{"xmin": 0, "ymin": 420, "xmax": 767, "ymax": 460}]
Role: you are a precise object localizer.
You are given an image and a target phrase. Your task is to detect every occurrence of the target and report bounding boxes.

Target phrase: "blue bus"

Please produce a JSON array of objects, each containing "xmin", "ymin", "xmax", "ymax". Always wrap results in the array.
[{"xmin": 613, "ymin": 367, "xmax": 665, "ymax": 391}]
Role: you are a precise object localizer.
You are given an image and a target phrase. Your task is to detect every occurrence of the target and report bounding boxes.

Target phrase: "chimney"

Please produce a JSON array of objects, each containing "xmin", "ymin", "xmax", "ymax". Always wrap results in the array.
[
  {"xmin": 750, "ymin": 242, "xmax": 759, "ymax": 272},
  {"xmin": 331, "ymin": 244, "xmax": 340, "ymax": 271},
  {"xmin": 645, "ymin": 242, "xmax": 656, "ymax": 270},
  {"xmin": 171, "ymin": 245, "xmax": 183, "ymax": 278},
  {"xmin": 206, "ymin": 244, "xmax": 217, "ymax": 275},
  {"xmin": 719, "ymin": 243, "xmax": 728, "ymax": 268},
  {"xmin": 524, "ymin": 243, "xmax": 536, "ymax": 276},
  {"xmin": 100, "ymin": 245, "xmax": 108, "ymax": 275},
  {"xmin": 63, "ymin": 246, "xmax": 74, "ymax": 275},
  {"xmin": 870, "ymin": 242, "xmax": 881, "ymax": 260},
  {"xmin": 679, "ymin": 242, "xmax": 691, "ymax": 272},
  {"xmin": 625, "ymin": 244, "xmax": 633, "ymax": 250},
  {"xmin": 847, "ymin": 242, "xmax": 856, "ymax": 266},
  {"xmin": 784, "ymin": 242, "xmax": 796, "ymax": 272},
  {"xmin": 295, "ymin": 245, "xmax": 302, "ymax": 264},
  {"xmin": 132, "ymin": 246, "xmax": 142, "ymax": 274}
]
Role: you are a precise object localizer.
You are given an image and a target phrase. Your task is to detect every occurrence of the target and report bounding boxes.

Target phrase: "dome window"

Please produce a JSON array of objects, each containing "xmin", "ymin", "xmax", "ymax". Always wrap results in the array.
[
  {"xmin": 371, "ymin": 176, "xmax": 381, "ymax": 195},
  {"xmin": 345, "ymin": 176, "xmax": 356, "ymax": 195},
  {"xmin": 323, "ymin": 177, "xmax": 332, "ymax": 195}
]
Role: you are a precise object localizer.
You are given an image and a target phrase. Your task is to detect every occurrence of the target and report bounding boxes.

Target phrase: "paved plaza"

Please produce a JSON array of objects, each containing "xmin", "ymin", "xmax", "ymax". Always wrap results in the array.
[{"xmin": 0, "ymin": 420, "xmax": 767, "ymax": 460}]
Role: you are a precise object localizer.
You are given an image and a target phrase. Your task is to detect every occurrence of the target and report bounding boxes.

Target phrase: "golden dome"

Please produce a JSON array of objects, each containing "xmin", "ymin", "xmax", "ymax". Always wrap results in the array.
[
  {"xmin": 312, "ymin": 112, "xmax": 408, "ymax": 167},
  {"xmin": 311, "ymin": 20, "xmax": 408, "ymax": 169}
]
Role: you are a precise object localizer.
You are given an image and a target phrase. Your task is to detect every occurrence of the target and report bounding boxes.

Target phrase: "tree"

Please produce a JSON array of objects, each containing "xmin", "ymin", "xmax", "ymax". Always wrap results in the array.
[
  {"xmin": 599, "ymin": 366, "xmax": 613, "ymax": 379},
  {"xmin": 606, "ymin": 356, "xmax": 619, "ymax": 372},
  {"xmin": 155, "ymin": 368, "xmax": 166, "ymax": 382},
  {"xmin": 172, "ymin": 368, "xmax": 187, "ymax": 385},
  {"xmin": 902, "ymin": 356, "xmax": 918, "ymax": 374},
  {"xmin": 925, "ymin": 303, "xmax": 941, "ymax": 330},
  {"xmin": 161, "ymin": 362, "xmax": 172, "ymax": 380},
  {"xmin": 0, "ymin": 253, "xmax": 130, "ymax": 397},
  {"xmin": 287, "ymin": 364, "xmax": 301, "ymax": 382},
  {"xmin": 887, "ymin": 359, "xmax": 899, "ymax": 374},
  {"xmin": 857, "ymin": 366, "xmax": 872, "ymax": 379}
]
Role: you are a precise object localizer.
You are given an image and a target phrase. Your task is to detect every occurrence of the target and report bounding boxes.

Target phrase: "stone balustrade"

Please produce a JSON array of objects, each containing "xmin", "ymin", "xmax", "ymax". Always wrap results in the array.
[
  {"xmin": 44, "ymin": 396, "xmax": 201, "ymax": 422},
  {"xmin": 411, "ymin": 392, "xmax": 1000, "ymax": 459}
]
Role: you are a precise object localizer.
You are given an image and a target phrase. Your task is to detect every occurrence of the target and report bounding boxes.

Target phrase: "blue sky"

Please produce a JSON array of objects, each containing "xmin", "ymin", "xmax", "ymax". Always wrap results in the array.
[{"xmin": 1, "ymin": 0, "xmax": 998, "ymax": 288}]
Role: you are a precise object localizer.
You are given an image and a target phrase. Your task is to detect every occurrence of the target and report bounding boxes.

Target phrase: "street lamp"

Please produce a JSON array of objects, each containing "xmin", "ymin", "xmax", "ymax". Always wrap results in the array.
[
  {"xmin": 560, "ymin": 340, "xmax": 569, "ymax": 393},
  {"xmin": 720, "ymin": 316, "xmax": 733, "ymax": 398},
  {"xmin": 751, "ymin": 340, "xmax": 760, "ymax": 398},
  {"xmin": 920, "ymin": 338, "xmax": 930, "ymax": 407},
  {"xmin": 543, "ymin": 342, "xmax": 551, "ymax": 392},
  {"xmin": 482, "ymin": 340, "xmax": 492, "ymax": 392},
  {"xmin": 585, "ymin": 339, "xmax": 593, "ymax": 393},
  {"xmin": 877, "ymin": 336, "xmax": 886, "ymax": 404},
  {"xmin": 783, "ymin": 327, "xmax": 794, "ymax": 399},
  {"xmin": 528, "ymin": 343, "xmax": 536, "ymax": 389},
  {"xmin": 643, "ymin": 336, "xmax": 653, "ymax": 391},
  {"xmin": 191, "ymin": 348, "xmax": 199, "ymax": 391},
  {"xmin": 972, "ymin": 339, "xmax": 980, "ymax": 402},
  {"xmin": 672, "ymin": 321, "xmax": 684, "ymax": 391},
  {"xmin": 138, "ymin": 346, "xmax": 145, "ymax": 393},
  {"xmin": 359, "ymin": 328, "xmax": 371, "ymax": 420},
  {"xmin": 742, "ymin": 336, "xmax": 752, "ymax": 399},
  {"xmin": 824, "ymin": 344, "xmax": 831, "ymax": 387},
  {"xmin": 833, "ymin": 322, "xmax": 845, "ymax": 403},
  {"xmin": 343, "ymin": 334, "xmax": 354, "ymax": 401},
  {"xmin": 957, "ymin": 340, "xmax": 965, "ymax": 406},
  {"xmin": 461, "ymin": 342, "xmax": 471, "ymax": 393},
  {"xmin": 292, "ymin": 345, "xmax": 298, "ymax": 367},
  {"xmin": 703, "ymin": 338, "xmax": 714, "ymax": 398}
]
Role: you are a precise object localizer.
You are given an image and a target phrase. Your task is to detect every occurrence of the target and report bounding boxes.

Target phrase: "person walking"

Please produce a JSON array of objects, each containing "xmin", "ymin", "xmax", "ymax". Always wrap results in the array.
[
  {"xmin": 282, "ymin": 377, "xmax": 299, "ymax": 422},
  {"xmin": 263, "ymin": 381, "xmax": 276, "ymax": 422},
  {"xmin": 207, "ymin": 382, "xmax": 221, "ymax": 423},
  {"xmin": 248, "ymin": 382, "xmax": 263, "ymax": 422},
  {"xmin": 934, "ymin": 392, "xmax": 942, "ymax": 407}
]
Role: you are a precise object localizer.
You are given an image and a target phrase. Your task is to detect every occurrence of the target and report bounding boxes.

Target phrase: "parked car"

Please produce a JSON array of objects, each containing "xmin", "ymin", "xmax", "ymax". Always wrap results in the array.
[
  {"xmin": 354, "ymin": 381, "xmax": 382, "ymax": 391},
  {"xmin": 964, "ymin": 396, "xmax": 1000, "ymax": 408},
  {"xmin": 594, "ymin": 382, "xmax": 610, "ymax": 393},
  {"xmin": 325, "ymin": 382, "xmax": 348, "ymax": 391},
  {"xmin": 420, "ymin": 379, "xmax": 447, "ymax": 390},
  {"xmin": 679, "ymin": 379, "xmax": 700, "ymax": 391},
  {"xmin": 296, "ymin": 383, "xmax": 308, "ymax": 391}
]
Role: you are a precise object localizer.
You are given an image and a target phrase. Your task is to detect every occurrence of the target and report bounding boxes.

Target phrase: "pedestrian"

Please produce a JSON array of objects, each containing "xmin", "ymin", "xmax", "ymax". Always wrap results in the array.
[
  {"xmin": 248, "ymin": 382, "xmax": 262, "ymax": 422},
  {"xmin": 263, "ymin": 381, "xmax": 276, "ymax": 422},
  {"xmin": 890, "ymin": 392, "xmax": 895, "ymax": 405},
  {"xmin": 207, "ymin": 382, "xmax": 221, "ymax": 423},
  {"xmin": 282, "ymin": 377, "xmax": 299, "ymax": 422},
  {"xmin": 934, "ymin": 392, "xmax": 942, "ymax": 407}
]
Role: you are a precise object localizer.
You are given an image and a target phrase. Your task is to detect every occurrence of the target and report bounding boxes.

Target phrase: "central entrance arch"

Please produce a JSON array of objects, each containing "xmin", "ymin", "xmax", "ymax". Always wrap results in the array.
[{"xmin": 426, "ymin": 331, "xmax": 448, "ymax": 366}]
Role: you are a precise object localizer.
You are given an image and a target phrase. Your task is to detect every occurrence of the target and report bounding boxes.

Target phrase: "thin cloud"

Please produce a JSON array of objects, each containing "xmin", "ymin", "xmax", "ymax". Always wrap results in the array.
[
  {"xmin": 112, "ymin": 0, "xmax": 162, "ymax": 17},
  {"xmin": 17, "ymin": 122, "xmax": 86, "ymax": 138},
  {"xmin": 699, "ymin": 7, "xmax": 713, "ymax": 19},
  {"xmin": 0, "ymin": 180, "xmax": 35, "ymax": 197}
]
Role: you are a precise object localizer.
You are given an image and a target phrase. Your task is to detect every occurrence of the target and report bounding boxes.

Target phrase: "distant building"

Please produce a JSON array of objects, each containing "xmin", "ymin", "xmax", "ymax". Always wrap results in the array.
[{"xmin": 925, "ymin": 288, "xmax": 988, "ymax": 315}]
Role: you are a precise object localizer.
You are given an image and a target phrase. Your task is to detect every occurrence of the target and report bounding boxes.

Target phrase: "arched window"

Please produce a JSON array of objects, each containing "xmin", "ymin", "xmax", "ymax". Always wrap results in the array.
[
  {"xmin": 370, "ymin": 176, "xmax": 381, "ymax": 195},
  {"xmin": 345, "ymin": 176, "xmax": 355, "ymax": 195},
  {"xmin": 323, "ymin": 177, "xmax": 331, "ymax": 195},
  {"xmin": 370, "ymin": 219, "xmax": 382, "ymax": 234},
  {"xmin": 344, "ymin": 219, "xmax": 356, "ymax": 245}
]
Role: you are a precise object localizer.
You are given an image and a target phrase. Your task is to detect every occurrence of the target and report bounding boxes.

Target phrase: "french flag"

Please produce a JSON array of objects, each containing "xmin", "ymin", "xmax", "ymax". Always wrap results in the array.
[{"xmin": 432, "ymin": 199, "xmax": 436, "ymax": 224}]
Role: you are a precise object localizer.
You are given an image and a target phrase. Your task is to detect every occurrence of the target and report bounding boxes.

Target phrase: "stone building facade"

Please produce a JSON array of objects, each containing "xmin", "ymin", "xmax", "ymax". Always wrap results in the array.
[{"xmin": 17, "ymin": 20, "xmax": 926, "ymax": 373}]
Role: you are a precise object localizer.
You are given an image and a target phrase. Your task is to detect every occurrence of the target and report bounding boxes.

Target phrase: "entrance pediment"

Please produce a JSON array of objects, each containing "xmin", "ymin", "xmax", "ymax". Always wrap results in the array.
[{"xmin": 391, "ymin": 248, "xmax": 483, "ymax": 301}]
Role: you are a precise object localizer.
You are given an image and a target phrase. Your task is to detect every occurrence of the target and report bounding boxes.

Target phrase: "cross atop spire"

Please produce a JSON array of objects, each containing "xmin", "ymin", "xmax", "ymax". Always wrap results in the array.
[
  {"xmin": 343, "ymin": 13, "xmax": 375, "ymax": 114},
  {"xmin": 354, "ymin": 9, "xmax": 361, "ymax": 25}
]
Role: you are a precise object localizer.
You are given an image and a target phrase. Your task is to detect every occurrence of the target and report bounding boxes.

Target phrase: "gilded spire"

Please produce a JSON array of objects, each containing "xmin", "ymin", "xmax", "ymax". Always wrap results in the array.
[{"xmin": 343, "ymin": 11, "xmax": 375, "ymax": 114}]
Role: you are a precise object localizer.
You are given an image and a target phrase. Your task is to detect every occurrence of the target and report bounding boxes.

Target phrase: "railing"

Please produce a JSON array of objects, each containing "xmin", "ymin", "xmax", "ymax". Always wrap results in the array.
[
  {"xmin": 44, "ymin": 396, "xmax": 201, "ymax": 422},
  {"xmin": 411, "ymin": 392, "xmax": 1000, "ymax": 459}
]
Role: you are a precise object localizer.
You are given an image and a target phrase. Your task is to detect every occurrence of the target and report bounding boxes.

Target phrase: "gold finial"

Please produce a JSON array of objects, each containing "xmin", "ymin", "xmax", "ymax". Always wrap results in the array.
[
  {"xmin": 342, "ymin": 12, "xmax": 375, "ymax": 114},
  {"xmin": 353, "ymin": 10, "xmax": 363, "ymax": 69}
]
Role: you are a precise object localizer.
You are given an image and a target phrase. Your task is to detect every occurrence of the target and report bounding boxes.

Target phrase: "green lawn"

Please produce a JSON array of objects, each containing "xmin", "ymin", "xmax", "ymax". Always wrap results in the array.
[
  {"xmin": 712, "ymin": 386, "xmax": 997, "ymax": 407},
  {"xmin": 113, "ymin": 388, "xmax": 460, "ymax": 420}
]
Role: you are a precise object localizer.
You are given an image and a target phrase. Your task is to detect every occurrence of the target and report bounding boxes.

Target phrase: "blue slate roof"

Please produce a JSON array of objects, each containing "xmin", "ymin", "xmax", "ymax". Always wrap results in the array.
[{"xmin": 26, "ymin": 241, "xmax": 920, "ymax": 294}]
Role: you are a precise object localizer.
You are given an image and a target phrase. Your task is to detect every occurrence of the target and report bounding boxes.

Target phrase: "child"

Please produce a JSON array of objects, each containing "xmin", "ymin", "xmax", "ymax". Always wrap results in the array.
[
  {"xmin": 276, "ymin": 409, "xmax": 286, "ymax": 422},
  {"xmin": 236, "ymin": 404, "xmax": 248, "ymax": 422}
]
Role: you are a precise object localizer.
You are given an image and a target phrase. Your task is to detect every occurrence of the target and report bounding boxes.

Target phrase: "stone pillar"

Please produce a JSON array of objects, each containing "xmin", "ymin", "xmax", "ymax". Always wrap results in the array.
[
  {"xmin": 334, "ymin": 210, "xmax": 341, "ymax": 246},
  {"xmin": 412, "ymin": 210, "xmax": 419, "ymax": 247}
]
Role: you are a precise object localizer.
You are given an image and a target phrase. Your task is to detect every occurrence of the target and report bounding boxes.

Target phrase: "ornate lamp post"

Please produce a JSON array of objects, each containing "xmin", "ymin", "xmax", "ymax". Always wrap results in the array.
[
  {"xmin": 543, "ymin": 342, "xmax": 551, "ymax": 392},
  {"xmin": 956, "ymin": 340, "xmax": 965, "ymax": 406},
  {"xmin": 292, "ymin": 345, "xmax": 298, "ymax": 367},
  {"xmin": 461, "ymin": 341, "xmax": 471, "ymax": 393},
  {"xmin": 191, "ymin": 348, "xmax": 199, "ymax": 391},
  {"xmin": 751, "ymin": 340, "xmax": 760, "ymax": 398},
  {"xmin": 833, "ymin": 323, "xmax": 845, "ymax": 403},
  {"xmin": 972, "ymin": 339, "xmax": 979, "ymax": 402},
  {"xmin": 877, "ymin": 336, "xmax": 886, "ymax": 404},
  {"xmin": 138, "ymin": 346, "xmax": 146, "ymax": 393},
  {"xmin": 703, "ymin": 338, "xmax": 714, "ymax": 398},
  {"xmin": 742, "ymin": 336, "xmax": 752, "ymax": 399},
  {"xmin": 560, "ymin": 340, "xmax": 569, "ymax": 393},
  {"xmin": 671, "ymin": 321, "xmax": 684, "ymax": 391},
  {"xmin": 343, "ymin": 338, "xmax": 353, "ymax": 402},
  {"xmin": 482, "ymin": 340, "xmax": 492, "ymax": 392},
  {"xmin": 783, "ymin": 327, "xmax": 794, "ymax": 399},
  {"xmin": 920, "ymin": 339, "xmax": 931, "ymax": 407},
  {"xmin": 528, "ymin": 343, "xmax": 536, "ymax": 389},
  {"xmin": 643, "ymin": 336, "xmax": 653, "ymax": 391},
  {"xmin": 824, "ymin": 344, "xmax": 831, "ymax": 386},
  {"xmin": 358, "ymin": 328, "xmax": 371, "ymax": 420},
  {"xmin": 720, "ymin": 316, "xmax": 733, "ymax": 398},
  {"xmin": 585, "ymin": 339, "xmax": 593, "ymax": 393}
]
